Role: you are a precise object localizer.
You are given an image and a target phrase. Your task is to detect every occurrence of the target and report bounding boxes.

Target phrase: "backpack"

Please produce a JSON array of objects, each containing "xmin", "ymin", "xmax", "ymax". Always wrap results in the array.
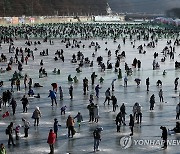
[{"xmin": 5, "ymin": 127, "xmax": 9, "ymax": 135}]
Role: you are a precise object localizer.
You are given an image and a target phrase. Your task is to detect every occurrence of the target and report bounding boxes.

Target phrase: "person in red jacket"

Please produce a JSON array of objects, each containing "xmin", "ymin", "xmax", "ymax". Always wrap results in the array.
[{"xmin": 47, "ymin": 129, "xmax": 56, "ymax": 154}]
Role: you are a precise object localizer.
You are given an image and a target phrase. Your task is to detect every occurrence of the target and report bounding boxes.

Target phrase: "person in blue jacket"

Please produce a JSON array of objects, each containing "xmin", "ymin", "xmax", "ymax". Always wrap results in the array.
[
  {"xmin": 53, "ymin": 118, "xmax": 61, "ymax": 138},
  {"xmin": 48, "ymin": 90, "xmax": 57, "ymax": 106}
]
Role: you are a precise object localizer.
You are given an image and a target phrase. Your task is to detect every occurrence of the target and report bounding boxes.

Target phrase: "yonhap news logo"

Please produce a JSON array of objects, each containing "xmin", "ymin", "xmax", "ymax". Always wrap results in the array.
[
  {"xmin": 120, "ymin": 136, "xmax": 180, "ymax": 149},
  {"xmin": 120, "ymin": 136, "xmax": 133, "ymax": 149}
]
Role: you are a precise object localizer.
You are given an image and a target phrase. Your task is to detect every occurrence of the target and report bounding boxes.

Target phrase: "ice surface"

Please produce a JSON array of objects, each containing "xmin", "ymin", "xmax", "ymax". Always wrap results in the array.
[{"xmin": 0, "ymin": 25, "xmax": 180, "ymax": 154}]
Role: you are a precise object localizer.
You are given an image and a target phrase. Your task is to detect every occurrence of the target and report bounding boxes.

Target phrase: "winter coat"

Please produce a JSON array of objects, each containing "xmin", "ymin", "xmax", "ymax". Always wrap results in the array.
[
  {"xmin": 47, "ymin": 132, "xmax": 56, "ymax": 144},
  {"xmin": 116, "ymin": 112, "xmax": 122, "ymax": 125},
  {"xmin": 112, "ymin": 96, "xmax": 117, "ymax": 106},
  {"xmin": 136, "ymin": 105, "xmax": 142, "ymax": 114},
  {"xmin": 87, "ymin": 104, "xmax": 94, "ymax": 113},
  {"xmin": 105, "ymin": 90, "xmax": 110, "ymax": 97},
  {"xmin": 146, "ymin": 78, "xmax": 150, "ymax": 85},
  {"xmin": 176, "ymin": 104, "xmax": 180, "ymax": 113},
  {"xmin": 48, "ymin": 90, "xmax": 56, "ymax": 99},
  {"xmin": 54, "ymin": 121, "xmax": 60, "ymax": 132},
  {"xmin": 74, "ymin": 114, "xmax": 83, "ymax": 123},
  {"xmin": 120, "ymin": 105, "xmax": 126, "ymax": 114},
  {"xmin": 7, "ymin": 125, "xmax": 13, "ymax": 135},
  {"xmin": 94, "ymin": 105, "xmax": 99, "ymax": 119},
  {"xmin": 23, "ymin": 120, "xmax": 30, "ymax": 129},
  {"xmin": 10, "ymin": 99, "xmax": 17, "ymax": 109},
  {"xmin": 21, "ymin": 97, "xmax": 29, "ymax": 106},
  {"xmin": 66, "ymin": 117, "xmax": 74, "ymax": 127},
  {"xmin": 32, "ymin": 109, "xmax": 41, "ymax": 119},
  {"xmin": 161, "ymin": 127, "xmax": 167, "ymax": 140},
  {"xmin": 129, "ymin": 116, "xmax": 134, "ymax": 127}
]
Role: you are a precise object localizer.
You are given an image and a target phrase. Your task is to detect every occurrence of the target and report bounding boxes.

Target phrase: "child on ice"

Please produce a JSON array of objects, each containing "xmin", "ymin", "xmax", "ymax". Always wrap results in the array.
[{"xmin": 74, "ymin": 112, "xmax": 83, "ymax": 127}]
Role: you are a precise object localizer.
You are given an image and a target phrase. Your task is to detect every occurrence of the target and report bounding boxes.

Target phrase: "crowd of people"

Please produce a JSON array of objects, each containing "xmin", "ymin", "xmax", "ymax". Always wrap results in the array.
[{"xmin": 0, "ymin": 22, "xmax": 180, "ymax": 153}]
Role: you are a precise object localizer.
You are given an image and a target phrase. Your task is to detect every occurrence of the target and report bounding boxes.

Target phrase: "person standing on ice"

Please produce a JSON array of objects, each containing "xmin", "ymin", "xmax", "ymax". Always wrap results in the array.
[
  {"xmin": 94, "ymin": 104, "xmax": 99, "ymax": 123},
  {"xmin": 95, "ymin": 84, "xmax": 101, "ymax": 98},
  {"xmin": 176, "ymin": 103, "xmax": 180, "ymax": 120},
  {"xmin": 47, "ymin": 129, "xmax": 56, "ymax": 154},
  {"xmin": 32, "ymin": 106, "xmax": 41, "ymax": 126},
  {"xmin": 124, "ymin": 76, "xmax": 128, "ymax": 87},
  {"xmin": 53, "ymin": 118, "xmax": 61, "ymax": 138},
  {"xmin": 91, "ymin": 72, "xmax": 97, "ymax": 86},
  {"xmin": 28, "ymin": 78, "xmax": 32, "ymax": 90},
  {"xmin": 59, "ymin": 86, "xmax": 63, "ymax": 100},
  {"xmin": 10, "ymin": 98, "xmax": 17, "ymax": 115},
  {"xmin": 7, "ymin": 122, "xmax": 16, "ymax": 146},
  {"xmin": 22, "ymin": 118, "xmax": 30, "ymax": 137},
  {"xmin": 83, "ymin": 77, "xmax": 88, "ymax": 95},
  {"xmin": 93, "ymin": 127, "xmax": 103, "ymax": 152},
  {"xmin": 74, "ymin": 112, "xmax": 83, "ymax": 127},
  {"xmin": 115, "ymin": 112, "xmax": 122, "ymax": 132},
  {"xmin": 21, "ymin": 95, "xmax": 29, "ymax": 113},
  {"xmin": 87, "ymin": 103, "xmax": 95, "ymax": 122},
  {"xmin": 111, "ymin": 95, "xmax": 117, "ymax": 112},
  {"xmin": 159, "ymin": 89, "xmax": 164, "ymax": 102},
  {"xmin": 136, "ymin": 103, "xmax": 142, "ymax": 124},
  {"xmin": 160, "ymin": 126, "xmax": 167, "ymax": 149},
  {"xmin": 111, "ymin": 79, "xmax": 116, "ymax": 91},
  {"xmin": 48, "ymin": 90, "xmax": 57, "ymax": 106},
  {"xmin": 69, "ymin": 85, "xmax": 73, "ymax": 99},
  {"xmin": 129, "ymin": 114, "xmax": 134, "ymax": 136},
  {"xmin": 174, "ymin": 77, "xmax": 179, "ymax": 90},
  {"xmin": 66, "ymin": 115, "xmax": 75, "ymax": 138},
  {"xmin": 120, "ymin": 103, "xmax": 126, "ymax": 125},
  {"xmin": 146, "ymin": 77, "xmax": 150, "ymax": 91},
  {"xmin": 104, "ymin": 88, "xmax": 111, "ymax": 105},
  {"xmin": 150, "ymin": 94, "xmax": 155, "ymax": 110}
]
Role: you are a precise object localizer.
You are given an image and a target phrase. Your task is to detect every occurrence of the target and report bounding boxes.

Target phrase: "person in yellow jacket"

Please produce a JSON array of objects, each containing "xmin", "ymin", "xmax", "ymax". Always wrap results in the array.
[{"xmin": 0, "ymin": 143, "xmax": 6, "ymax": 154}]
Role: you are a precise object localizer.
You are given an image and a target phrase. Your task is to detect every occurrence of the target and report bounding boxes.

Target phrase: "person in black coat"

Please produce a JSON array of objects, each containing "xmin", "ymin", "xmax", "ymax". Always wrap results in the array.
[
  {"xmin": 111, "ymin": 95, "xmax": 117, "ymax": 112},
  {"xmin": 21, "ymin": 95, "xmax": 29, "ymax": 113},
  {"xmin": 146, "ymin": 77, "xmax": 150, "ymax": 91},
  {"xmin": 115, "ymin": 112, "xmax": 122, "ymax": 132},
  {"xmin": 150, "ymin": 94, "xmax": 155, "ymax": 110},
  {"xmin": 10, "ymin": 98, "xmax": 17, "ymax": 115},
  {"xmin": 160, "ymin": 126, "xmax": 167, "ymax": 149},
  {"xmin": 129, "ymin": 114, "xmax": 134, "ymax": 136}
]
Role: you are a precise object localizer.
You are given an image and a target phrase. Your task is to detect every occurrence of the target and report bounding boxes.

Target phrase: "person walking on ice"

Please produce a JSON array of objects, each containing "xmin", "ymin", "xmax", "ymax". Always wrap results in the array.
[
  {"xmin": 104, "ymin": 88, "xmax": 111, "ymax": 105},
  {"xmin": 93, "ymin": 127, "xmax": 103, "ymax": 152},
  {"xmin": 150, "ymin": 94, "xmax": 155, "ymax": 110},
  {"xmin": 124, "ymin": 76, "xmax": 128, "ymax": 87},
  {"xmin": 174, "ymin": 77, "xmax": 179, "ymax": 91},
  {"xmin": 74, "ymin": 112, "xmax": 83, "ymax": 127},
  {"xmin": 32, "ymin": 106, "xmax": 41, "ymax": 126},
  {"xmin": 53, "ymin": 118, "xmax": 61, "ymax": 138},
  {"xmin": 48, "ymin": 90, "xmax": 57, "ymax": 106},
  {"xmin": 159, "ymin": 89, "xmax": 164, "ymax": 102},
  {"xmin": 47, "ymin": 129, "xmax": 56, "ymax": 154}
]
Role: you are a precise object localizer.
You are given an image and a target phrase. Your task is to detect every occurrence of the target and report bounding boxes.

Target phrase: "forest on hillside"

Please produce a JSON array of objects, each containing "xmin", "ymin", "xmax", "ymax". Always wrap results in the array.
[{"xmin": 0, "ymin": 0, "xmax": 107, "ymax": 17}]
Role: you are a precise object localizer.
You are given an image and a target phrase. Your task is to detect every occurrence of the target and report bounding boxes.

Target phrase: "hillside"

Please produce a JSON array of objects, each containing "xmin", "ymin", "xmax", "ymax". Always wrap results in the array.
[{"xmin": 0, "ymin": 0, "xmax": 107, "ymax": 17}]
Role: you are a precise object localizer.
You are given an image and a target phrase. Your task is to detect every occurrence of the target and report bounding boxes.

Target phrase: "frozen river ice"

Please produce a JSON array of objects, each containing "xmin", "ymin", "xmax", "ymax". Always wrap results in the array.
[{"xmin": 0, "ymin": 28, "xmax": 180, "ymax": 154}]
